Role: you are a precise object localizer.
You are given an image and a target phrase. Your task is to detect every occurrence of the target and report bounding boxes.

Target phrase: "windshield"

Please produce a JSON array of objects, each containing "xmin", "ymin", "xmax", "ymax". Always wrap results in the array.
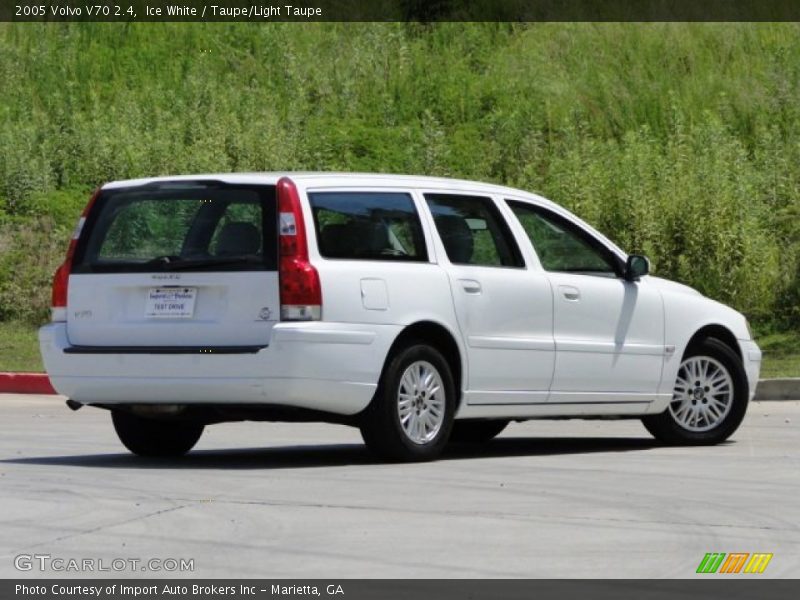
[{"xmin": 72, "ymin": 183, "xmax": 277, "ymax": 273}]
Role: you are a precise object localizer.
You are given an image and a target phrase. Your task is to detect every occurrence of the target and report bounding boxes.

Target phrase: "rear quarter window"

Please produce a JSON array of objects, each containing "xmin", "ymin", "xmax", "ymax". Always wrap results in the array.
[{"xmin": 309, "ymin": 192, "xmax": 428, "ymax": 262}]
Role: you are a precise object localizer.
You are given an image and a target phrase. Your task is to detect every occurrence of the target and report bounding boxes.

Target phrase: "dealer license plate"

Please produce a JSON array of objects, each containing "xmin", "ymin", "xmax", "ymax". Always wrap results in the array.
[{"xmin": 145, "ymin": 287, "xmax": 197, "ymax": 319}]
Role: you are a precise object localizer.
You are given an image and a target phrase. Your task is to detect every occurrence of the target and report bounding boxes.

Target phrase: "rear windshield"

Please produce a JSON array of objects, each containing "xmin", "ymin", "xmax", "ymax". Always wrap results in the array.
[{"xmin": 72, "ymin": 183, "xmax": 277, "ymax": 273}]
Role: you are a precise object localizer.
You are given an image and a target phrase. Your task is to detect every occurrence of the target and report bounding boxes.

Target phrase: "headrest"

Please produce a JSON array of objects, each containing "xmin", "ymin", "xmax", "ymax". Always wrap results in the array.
[{"xmin": 434, "ymin": 215, "xmax": 473, "ymax": 264}]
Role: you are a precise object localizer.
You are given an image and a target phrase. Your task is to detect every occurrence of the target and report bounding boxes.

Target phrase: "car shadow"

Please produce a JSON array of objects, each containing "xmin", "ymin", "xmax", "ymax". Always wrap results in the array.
[{"xmin": 1, "ymin": 436, "xmax": 661, "ymax": 470}]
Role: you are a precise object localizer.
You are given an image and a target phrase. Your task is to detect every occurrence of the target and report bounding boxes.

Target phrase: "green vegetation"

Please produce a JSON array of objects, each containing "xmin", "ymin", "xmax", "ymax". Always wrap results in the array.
[
  {"xmin": 758, "ymin": 331, "xmax": 800, "ymax": 379},
  {"xmin": 0, "ymin": 22, "xmax": 798, "ymax": 374},
  {"xmin": 0, "ymin": 322, "xmax": 43, "ymax": 372}
]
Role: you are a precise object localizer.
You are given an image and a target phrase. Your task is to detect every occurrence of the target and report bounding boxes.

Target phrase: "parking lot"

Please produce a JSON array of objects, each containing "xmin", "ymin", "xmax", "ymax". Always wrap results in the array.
[{"xmin": 0, "ymin": 394, "xmax": 798, "ymax": 578}]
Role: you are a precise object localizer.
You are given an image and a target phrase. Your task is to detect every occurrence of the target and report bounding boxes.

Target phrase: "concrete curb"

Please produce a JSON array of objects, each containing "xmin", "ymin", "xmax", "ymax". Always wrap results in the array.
[
  {"xmin": 0, "ymin": 373, "xmax": 56, "ymax": 395},
  {"xmin": 0, "ymin": 373, "xmax": 797, "ymax": 400},
  {"xmin": 753, "ymin": 378, "xmax": 800, "ymax": 401}
]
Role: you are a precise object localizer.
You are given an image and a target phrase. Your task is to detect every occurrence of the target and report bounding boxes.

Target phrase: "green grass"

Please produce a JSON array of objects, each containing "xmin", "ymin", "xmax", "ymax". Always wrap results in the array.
[
  {"xmin": 0, "ymin": 319, "xmax": 796, "ymax": 378},
  {"xmin": 0, "ymin": 23, "xmax": 799, "ymax": 327},
  {"xmin": 757, "ymin": 331, "xmax": 800, "ymax": 379},
  {"xmin": 0, "ymin": 321, "xmax": 43, "ymax": 372}
]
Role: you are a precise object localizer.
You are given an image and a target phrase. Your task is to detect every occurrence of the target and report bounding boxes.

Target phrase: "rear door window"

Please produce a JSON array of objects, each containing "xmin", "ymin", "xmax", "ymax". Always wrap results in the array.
[
  {"xmin": 424, "ymin": 193, "xmax": 524, "ymax": 268},
  {"xmin": 73, "ymin": 183, "xmax": 277, "ymax": 272},
  {"xmin": 309, "ymin": 192, "xmax": 428, "ymax": 262}
]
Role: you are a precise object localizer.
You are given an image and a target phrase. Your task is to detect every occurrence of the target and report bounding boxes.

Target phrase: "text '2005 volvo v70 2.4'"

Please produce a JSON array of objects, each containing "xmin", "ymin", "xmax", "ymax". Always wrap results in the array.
[{"xmin": 39, "ymin": 173, "xmax": 761, "ymax": 461}]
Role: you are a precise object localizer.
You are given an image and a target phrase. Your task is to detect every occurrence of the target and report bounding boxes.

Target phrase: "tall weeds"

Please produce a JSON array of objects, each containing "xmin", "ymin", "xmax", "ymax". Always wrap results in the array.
[{"xmin": 0, "ymin": 23, "xmax": 798, "ymax": 326}]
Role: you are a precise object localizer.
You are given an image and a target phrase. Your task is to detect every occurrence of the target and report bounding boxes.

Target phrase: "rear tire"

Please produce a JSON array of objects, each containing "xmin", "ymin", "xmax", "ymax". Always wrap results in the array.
[
  {"xmin": 112, "ymin": 410, "xmax": 204, "ymax": 457},
  {"xmin": 642, "ymin": 338, "xmax": 748, "ymax": 445},
  {"xmin": 449, "ymin": 419, "xmax": 509, "ymax": 444},
  {"xmin": 360, "ymin": 342, "xmax": 456, "ymax": 462}
]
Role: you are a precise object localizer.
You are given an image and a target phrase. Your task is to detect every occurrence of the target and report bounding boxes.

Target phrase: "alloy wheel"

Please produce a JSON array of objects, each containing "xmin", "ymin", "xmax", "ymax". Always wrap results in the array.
[
  {"xmin": 397, "ymin": 360, "xmax": 446, "ymax": 444},
  {"xmin": 669, "ymin": 355, "xmax": 734, "ymax": 432}
]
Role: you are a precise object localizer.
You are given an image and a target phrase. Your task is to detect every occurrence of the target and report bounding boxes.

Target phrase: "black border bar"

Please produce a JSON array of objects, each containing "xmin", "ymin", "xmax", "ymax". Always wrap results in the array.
[
  {"xmin": 5, "ymin": 0, "xmax": 800, "ymax": 22},
  {"xmin": 3, "ymin": 580, "xmax": 799, "ymax": 600}
]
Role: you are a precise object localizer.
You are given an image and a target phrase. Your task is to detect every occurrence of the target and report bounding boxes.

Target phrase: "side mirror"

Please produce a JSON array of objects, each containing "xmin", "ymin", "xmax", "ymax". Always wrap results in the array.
[{"xmin": 624, "ymin": 254, "xmax": 650, "ymax": 281}]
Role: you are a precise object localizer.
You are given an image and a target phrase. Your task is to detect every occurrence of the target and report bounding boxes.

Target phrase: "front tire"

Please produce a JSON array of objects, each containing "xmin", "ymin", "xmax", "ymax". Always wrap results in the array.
[
  {"xmin": 360, "ymin": 343, "xmax": 456, "ymax": 462},
  {"xmin": 112, "ymin": 410, "xmax": 204, "ymax": 457},
  {"xmin": 642, "ymin": 338, "xmax": 748, "ymax": 445}
]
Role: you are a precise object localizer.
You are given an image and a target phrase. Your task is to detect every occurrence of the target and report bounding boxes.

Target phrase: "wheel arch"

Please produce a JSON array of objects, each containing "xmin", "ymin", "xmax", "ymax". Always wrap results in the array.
[
  {"xmin": 683, "ymin": 324, "xmax": 742, "ymax": 362},
  {"xmin": 383, "ymin": 320, "xmax": 466, "ymax": 410}
]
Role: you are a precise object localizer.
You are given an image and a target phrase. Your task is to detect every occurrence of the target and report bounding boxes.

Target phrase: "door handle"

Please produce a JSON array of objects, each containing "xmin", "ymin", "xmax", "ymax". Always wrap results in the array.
[
  {"xmin": 459, "ymin": 279, "xmax": 482, "ymax": 294},
  {"xmin": 559, "ymin": 285, "xmax": 580, "ymax": 301}
]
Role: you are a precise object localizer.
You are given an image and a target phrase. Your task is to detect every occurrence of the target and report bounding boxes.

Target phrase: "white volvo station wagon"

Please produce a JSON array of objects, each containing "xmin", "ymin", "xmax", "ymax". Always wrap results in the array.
[{"xmin": 39, "ymin": 173, "xmax": 762, "ymax": 461}]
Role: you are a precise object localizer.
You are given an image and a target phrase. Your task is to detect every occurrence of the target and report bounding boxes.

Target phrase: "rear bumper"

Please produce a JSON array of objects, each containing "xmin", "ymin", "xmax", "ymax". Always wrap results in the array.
[
  {"xmin": 739, "ymin": 339, "xmax": 762, "ymax": 401},
  {"xmin": 39, "ymin": 322, "xmax": 401, "ymax": 416}
]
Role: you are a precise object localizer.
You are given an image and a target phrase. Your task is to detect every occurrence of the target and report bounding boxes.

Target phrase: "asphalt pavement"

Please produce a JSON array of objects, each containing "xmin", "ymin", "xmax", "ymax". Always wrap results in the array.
[{"xmin": 1, "ymin": 395, "xmax": 798, "ymax": 578}]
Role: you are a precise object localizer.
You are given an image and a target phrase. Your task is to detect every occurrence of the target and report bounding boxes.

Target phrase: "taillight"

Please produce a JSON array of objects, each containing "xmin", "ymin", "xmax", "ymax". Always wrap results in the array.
[
  {"xmin": 51, "ymin": 188, "xmax": 100, "ymax": 322},
  {"xmin": 277, "ymin": 177, "xmax": 321, "ymax": 321}
]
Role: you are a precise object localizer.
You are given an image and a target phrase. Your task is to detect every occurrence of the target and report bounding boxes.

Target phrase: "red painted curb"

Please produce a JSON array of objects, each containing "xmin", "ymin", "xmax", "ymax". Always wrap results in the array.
[{"xmin": 0, "ymin": 372, "xmax": 57, "ymax": 395}]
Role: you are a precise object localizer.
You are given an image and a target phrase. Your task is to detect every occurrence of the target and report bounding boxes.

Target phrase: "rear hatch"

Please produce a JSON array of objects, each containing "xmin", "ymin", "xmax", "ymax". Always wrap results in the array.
[{"xmin": 67, "ymin": 181, "xmax": 279, "ymax": 348}]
